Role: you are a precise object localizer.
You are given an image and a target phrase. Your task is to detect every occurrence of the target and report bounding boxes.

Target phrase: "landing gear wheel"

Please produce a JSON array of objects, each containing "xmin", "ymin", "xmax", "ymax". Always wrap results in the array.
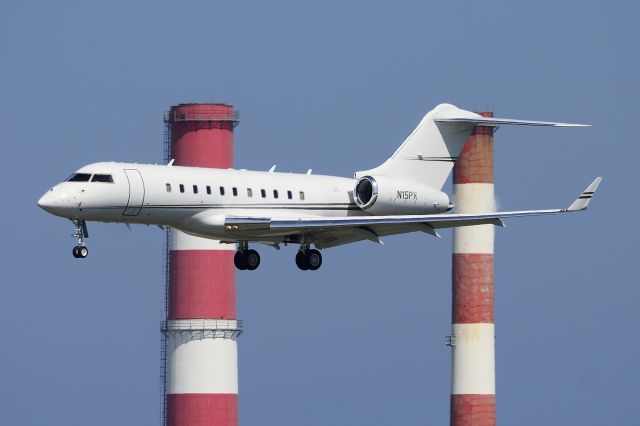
[
  {"xmin": 245, "ymin": 249, "xmax": 260, "ymax": 270},
  {"xmin": 295, "ymin": 250, "xmax": 309, "ymax": 270},
  {"xmin": 306, "ymin": 249, "xmax": 322, "ymax": 270},
  {"xmin": 72, "ymin": 246, "xmax": 88, "ymax": 259},
  {"xmin": 234, "ymin": 251, "xmax": 248, "ymax": 270}
]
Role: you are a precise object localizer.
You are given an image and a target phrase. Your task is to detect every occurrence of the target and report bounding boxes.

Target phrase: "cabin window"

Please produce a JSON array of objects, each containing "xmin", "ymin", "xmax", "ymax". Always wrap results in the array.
[
  {"xmin": 67, "ymin": 173, "xmax": 91, "ymax": 182},
  {"xmin": 261, "ymin": 189, "xmax": 266, "ymax": 198},
  {"xmin": 219, "ymin": 186, "xmax": 225, "ymax": 196},
  {"xmin": 91, "ymin": 174, "xmax": 113, "ymax": 183},
  {"xmin": 166, "ymin": 183, "xmax": 172, "ymax": 192},
  {"xmin": 179, "ymin": 184, "xmax": 185, "ymax": 193},
  {"xmin": 273, "ymin": 189, "xmax": 279, "ymax": 199},
  {"xmin": 193, "ymin": 185, "xmax": 198, "ymax": 194},
  {"xmin": 247, "ymin": 188, "xmax": 253, "ymax": 197},
  {"xmin": 287, "ymin": 190, "xmax": 292, "ymax": 200},
  {"xmin": 299, "ymin": 191, "xmax": 305, "ymax": 200},
  {"xmin": 232, "ymin": 187, "xmax": 238, "ymax": 196},
  {"xmin": 206, "ymin": 186, "xmax": 211, "ymax": 195}
]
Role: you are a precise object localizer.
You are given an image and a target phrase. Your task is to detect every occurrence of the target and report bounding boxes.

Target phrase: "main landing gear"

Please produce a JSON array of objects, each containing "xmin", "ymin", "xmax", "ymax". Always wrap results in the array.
[
  {"xmin": 233, "ymin": 242, "xmax": 323, "ymax": 271},
  {"xmin": 71, "ymin": 219, "xmax": 89, "ymax": 259},
  {"xmin": 234, "ymin": 242, "xmax": 261, "ymax": 271},
  {"xmin": 295, "ymin": 248, "xmax": 322, "ymax": 271}
]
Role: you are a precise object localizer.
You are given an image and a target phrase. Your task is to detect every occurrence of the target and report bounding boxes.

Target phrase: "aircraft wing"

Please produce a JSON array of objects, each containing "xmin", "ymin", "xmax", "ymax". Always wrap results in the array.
[{"xmin": 222, "ymin": 178, "xmax": 601, "ymax": 249}]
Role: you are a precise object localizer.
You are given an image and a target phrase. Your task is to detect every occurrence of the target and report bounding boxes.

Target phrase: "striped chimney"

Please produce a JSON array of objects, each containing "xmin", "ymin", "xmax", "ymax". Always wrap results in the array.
[
  {"xmin": 450, "ymin": 113, "xmax": 496, "ymax": 426},
  {"xmin": 162, "ymin": 103, "xmax": 241, "ymax": 426}
]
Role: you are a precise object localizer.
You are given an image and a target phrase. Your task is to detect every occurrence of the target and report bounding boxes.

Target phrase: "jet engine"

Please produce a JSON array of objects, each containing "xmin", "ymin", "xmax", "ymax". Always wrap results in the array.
[{"xmin": 353, "ymin": 175, "xmax": 451, "ymax": 215}]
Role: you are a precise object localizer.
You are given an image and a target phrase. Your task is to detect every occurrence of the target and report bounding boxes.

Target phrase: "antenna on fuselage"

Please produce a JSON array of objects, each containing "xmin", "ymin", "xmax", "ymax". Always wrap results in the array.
[
  {"xmin": 269, "ymin": 165, "xmax": 276, "ymax": 173},
  {"xmin": 306, "ymin": 169, "xmax": 312, "ymax": 175},
  {"xmin": 167, "ymin": 159, "xmax": 175, "ymax": 166}
]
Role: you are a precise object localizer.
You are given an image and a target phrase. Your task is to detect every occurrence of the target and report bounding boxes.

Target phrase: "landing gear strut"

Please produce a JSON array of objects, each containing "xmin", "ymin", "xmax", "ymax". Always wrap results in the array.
[
  {"xmin": 71, "ymin": 220, "xmax": 89, "ymax": 259},
  {"xmin": 295, "ymin": 247, "xmax": 322, "ymax": 271},
  {"xmin": 234, "ymin": 242, "xmax": 260, "ymax": 271}
]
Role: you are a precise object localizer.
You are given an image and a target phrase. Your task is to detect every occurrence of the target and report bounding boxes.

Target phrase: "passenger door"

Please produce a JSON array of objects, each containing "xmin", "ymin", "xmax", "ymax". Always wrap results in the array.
[{"xmin": 123, "ymin": 169, "xmax": 145, "ymax": 216}]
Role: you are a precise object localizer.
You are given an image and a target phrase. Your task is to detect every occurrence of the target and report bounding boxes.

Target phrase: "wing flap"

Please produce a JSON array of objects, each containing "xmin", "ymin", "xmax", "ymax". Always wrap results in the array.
[{"xmin": 263, "ymin": 209, "xmax": 561, "ymax": 231}]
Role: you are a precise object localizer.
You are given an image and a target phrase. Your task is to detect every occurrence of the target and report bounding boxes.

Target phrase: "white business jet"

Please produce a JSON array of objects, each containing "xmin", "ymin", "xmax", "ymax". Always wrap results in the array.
[{"xmin": 38, "ymin": 104, "xmax": 601, "ymax": 271}]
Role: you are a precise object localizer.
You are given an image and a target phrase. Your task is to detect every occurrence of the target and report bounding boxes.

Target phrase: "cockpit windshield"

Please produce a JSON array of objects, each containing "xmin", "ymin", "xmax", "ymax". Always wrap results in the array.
[
  {"xmin": 66, "ymin": 173, "xmax": 114, "ymax": 183},
  {"xmin": 91, "ymin": 174, "xmax": 113, "ymax": 183},
  {"xmin": 67, "ymin": 173, "xmax": 92, "ymax": 182}
]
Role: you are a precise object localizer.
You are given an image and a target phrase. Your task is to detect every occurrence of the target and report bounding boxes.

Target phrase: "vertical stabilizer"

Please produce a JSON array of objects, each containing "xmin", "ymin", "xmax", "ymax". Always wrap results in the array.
[{"xmin": 355, "ymin": 104, "xmax": 480, "ymax": 190}]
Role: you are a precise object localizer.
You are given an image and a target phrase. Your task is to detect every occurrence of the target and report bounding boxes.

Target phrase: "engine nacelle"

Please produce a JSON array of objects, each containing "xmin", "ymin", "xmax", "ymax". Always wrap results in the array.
[{"xmin": 353, "ymin": 175, "xmax": 450, "ymax": 215}]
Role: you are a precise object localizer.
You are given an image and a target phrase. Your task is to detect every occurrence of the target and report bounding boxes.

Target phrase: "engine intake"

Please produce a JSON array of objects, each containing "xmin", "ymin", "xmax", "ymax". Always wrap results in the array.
[
  {"xmin": 354, "ymin": 176, "xmax": 378, "ymax": 209},
  {"xmin": 353, "ymin": 175, "xmax": 450, "ymax": 215}
]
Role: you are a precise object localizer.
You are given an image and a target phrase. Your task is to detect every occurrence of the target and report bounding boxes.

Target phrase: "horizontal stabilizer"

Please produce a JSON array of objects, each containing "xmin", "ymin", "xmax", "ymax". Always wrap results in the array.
[
  {"xmin": 435, "ymin": 116, "xmax": 590, "ymax": 128},
  {"xmin": 567, "ymin": 177, "xmax": 602, "ymax": 211}
]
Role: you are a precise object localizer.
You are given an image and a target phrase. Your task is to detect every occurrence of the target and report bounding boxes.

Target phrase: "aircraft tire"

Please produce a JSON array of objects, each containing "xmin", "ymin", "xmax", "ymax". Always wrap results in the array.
[
  {"xmin": 306, "ymin": 249, "xmax": 322, "ymax": 270},
  {"xmin": 245, "ymin": 249, "xmax": 260, "ymax": 270},
  {"xmin": 79, "ymin": 246, "xmax": 89, "ymax": 258},
  {"xmin": 295, "ymin": 251, "xmax": 309, "ymax": 270},
  {"xmin": 72, "ymin": 246, "xmax": 80, "ymax": 258},
  {"xmin": 234, "ymin": 251, "xmax": 248, "ymax": 270}
]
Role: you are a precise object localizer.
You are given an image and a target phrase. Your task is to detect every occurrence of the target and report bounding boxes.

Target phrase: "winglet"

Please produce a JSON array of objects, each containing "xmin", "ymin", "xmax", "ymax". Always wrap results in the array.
[{"xmin": 567, "ymin": 177, "xmax": 602, "ymax": 211}]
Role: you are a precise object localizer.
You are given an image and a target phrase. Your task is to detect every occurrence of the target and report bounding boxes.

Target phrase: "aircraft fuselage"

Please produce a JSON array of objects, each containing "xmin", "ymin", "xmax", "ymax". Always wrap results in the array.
[{"xmin": 38, "ymin": 162, "xmax": 449, "ymax": 242}]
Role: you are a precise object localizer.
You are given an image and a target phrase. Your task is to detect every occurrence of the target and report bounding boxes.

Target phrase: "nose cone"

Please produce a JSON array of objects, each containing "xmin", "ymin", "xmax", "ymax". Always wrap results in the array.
[
  {"xmin": 38, "ymin": 189, "xmax": 73, "ymax": 217},
  {"xmin": 37, "ymin": 191, "xmax": 55, "ymax": 212}
]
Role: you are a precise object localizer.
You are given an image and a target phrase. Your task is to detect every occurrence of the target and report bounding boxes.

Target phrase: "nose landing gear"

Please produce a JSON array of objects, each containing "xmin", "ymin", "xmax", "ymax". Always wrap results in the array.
[
  {"xmin": 234, "ymin": 242, "xmax": 261, "ymax": 270},
  {"xmin": 71, "ymin": 220, "xmax": 89, "ymax": 259}
]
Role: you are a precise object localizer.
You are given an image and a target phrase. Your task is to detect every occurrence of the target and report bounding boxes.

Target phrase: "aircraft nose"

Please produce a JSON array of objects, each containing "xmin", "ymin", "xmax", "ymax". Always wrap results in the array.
[
  {"xmin": 37, "ymin": 191, "xmax": 54, "ymax": 211},
  {"xmin": 38, "ymin": 188, "xmax": 73, "ymax": 216}
]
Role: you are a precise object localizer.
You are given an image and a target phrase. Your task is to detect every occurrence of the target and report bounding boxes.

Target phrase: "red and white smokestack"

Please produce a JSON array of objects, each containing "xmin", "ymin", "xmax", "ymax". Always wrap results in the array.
[
  {"xmin": 163, "ymin": 104, "xmax": 240, "ymax": 426},
  {"xmin": 450, "ymin": 114, "xmax": 496, "ymax": 426}
]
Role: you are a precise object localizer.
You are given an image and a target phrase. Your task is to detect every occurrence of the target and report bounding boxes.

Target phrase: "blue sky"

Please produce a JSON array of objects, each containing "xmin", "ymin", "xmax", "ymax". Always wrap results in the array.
[{"xmin": 1, "ymin": 1, "xmax": 638, "ymax": 424}]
